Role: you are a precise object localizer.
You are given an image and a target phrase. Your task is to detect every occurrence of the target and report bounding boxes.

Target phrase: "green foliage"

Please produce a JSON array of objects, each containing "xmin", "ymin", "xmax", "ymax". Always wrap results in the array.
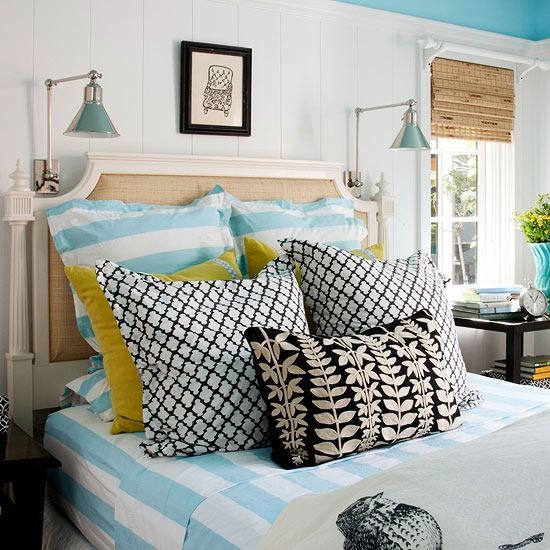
[
  {"xmin": 443, "ymin": 161, "xmax": 477, "ymax": 218},
  {"xmin": 516, "ymin": 194, "xmax": 550, "ymax": 243}
]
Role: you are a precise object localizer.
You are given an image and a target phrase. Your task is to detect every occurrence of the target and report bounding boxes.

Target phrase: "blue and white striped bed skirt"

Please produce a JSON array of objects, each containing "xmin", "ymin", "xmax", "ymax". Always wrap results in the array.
[{"xmin": 44, "ymin": 373, "xmax": 550, "ymax": 549}]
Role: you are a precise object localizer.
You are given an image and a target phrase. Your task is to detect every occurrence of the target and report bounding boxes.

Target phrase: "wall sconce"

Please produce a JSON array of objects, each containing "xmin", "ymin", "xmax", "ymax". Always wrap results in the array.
[
  {"xmin": 345, "ymin": 99, "xmax": 430, "ymax": 193},
  {"xmin": 34, "ymin": 69, "xmax": 119, "ymax": 194}
]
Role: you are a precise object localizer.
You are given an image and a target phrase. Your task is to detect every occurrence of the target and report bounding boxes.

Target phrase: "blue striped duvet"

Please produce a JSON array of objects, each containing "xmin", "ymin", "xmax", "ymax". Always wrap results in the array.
[{"xmin": 44, "ymin": 373, "xmax": 550, "ymax": 549}]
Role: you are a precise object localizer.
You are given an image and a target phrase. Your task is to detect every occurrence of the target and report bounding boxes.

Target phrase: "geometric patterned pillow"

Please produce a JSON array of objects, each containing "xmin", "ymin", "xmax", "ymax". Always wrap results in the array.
[
  {"xmin": 96, "ymin": 260, "xmax": 310, "ymax": 457},
  {"xmin": 279, "ymin": 239, "xmax": 482, "ymax": 410},
  {"xmin": 245, "ymin": 310, "xmax": 462, "ymax": 469}
]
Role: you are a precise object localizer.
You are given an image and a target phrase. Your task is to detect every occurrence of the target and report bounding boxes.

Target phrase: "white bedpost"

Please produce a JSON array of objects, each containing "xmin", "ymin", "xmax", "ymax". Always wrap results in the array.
[
  {"xmin": 3, "ymin": 160, "xmax": 34, "ymax": 435},
  {"xmin": 373, "ymin": 172, "xmax": 395, "ymax": 258}
]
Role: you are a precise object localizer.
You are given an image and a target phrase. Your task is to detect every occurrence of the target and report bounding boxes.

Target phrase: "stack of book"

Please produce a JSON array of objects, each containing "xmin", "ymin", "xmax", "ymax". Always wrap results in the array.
[
  {"xmin": 450, "ymin": 284, "xmax": 523, "ymax": 320},
  {"xmin": 484, "ymin": 355, "xmax": 550, "ymax": 388}
]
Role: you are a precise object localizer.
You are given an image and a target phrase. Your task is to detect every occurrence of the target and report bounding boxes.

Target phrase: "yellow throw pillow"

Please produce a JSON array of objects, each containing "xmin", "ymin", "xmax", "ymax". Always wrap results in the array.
[
  {"xmin": 65, "ymin": 250, "xmax": 242, "ymax": 434},
  {"xmin": 244, "ymin": 236, "xmax": 384, "ymax": 278}
]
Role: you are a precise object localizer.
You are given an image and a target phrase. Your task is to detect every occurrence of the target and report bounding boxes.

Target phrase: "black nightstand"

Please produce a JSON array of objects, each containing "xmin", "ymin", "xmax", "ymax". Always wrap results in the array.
[
  {"xmin": 0, "ymin": 421, "xmax": 61, "ymax": 549},
  {"xmin": 453, "ymin": 315, "xmax": 550, "ymax": 383}
]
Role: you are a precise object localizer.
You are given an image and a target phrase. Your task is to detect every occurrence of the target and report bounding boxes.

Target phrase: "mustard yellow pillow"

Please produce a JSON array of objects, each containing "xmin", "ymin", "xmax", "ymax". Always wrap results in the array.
[
  {"xmin": 65, "ymin": 250, "xmax": 242, "ymax": 434},
  {"xmin": 244, "ymin": 236, "xmax": 384, "ymax": 278}
]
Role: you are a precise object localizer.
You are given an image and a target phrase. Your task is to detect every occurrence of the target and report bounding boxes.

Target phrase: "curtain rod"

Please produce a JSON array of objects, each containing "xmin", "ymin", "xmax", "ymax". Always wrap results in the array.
[{"xmin": 419, "ymin": 37, "xmax": 550, "ymax": 81}]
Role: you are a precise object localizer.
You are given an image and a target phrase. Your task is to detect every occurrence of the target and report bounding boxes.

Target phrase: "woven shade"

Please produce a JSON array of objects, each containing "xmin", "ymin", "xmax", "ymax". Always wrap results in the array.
[{"xmin": 431, "ymin": 58, "xmax": 515, "ymax": 143}]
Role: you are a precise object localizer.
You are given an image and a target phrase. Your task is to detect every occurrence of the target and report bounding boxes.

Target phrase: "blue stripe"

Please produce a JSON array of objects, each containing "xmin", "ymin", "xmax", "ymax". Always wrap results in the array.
[
  {"xmin": 326, "ymin": 239, "xmax": 363, "ymax": 251},
  {"xmin": 286, "ymin": 471, "xmax": 340, "ymax": 493},
  {"xmin": 184, "ymin": 517, "xmax": 240, "ymax": 550},
  {"xmin": 52, "ymin": 209, "xmax": 226, "ymax": 253},
  {"xmin": 119, "ymin": 246, "xmax": 228, "ymax": 274},
  {"xmin": 221, "ymin": 483, "xmax": 287, "ymax": 523},
  {"xmin": 185, "ymin": 452, "xmax": 269, "ymax": 484},
  {"xmin": 115, "ymin": 523, "xmax": 155, "ymax": 550},
  {"xmin": 77, "ymin": 370, "xmax": 105, "ymax": 397},
  {"xmin": 89, "ymin": 390, "xmax": 112, "ymax": 416},
  {"xmin": 229, "ymin": 212, "xmax": 363, "ymax": 237},
  {"xmin": 46, "ymin": 412, "xmax": 131, "ymax": 479},
  {"xmin": 76, "ymin": 315, "xmax": 95, "ymax": 340},
  {"xmin": 120, "ymin": 463, "xmax": 204, "ymax": 527},
  {"xmin": 49, "ymin": 469, "xmax": 115, "ymax": 539}
]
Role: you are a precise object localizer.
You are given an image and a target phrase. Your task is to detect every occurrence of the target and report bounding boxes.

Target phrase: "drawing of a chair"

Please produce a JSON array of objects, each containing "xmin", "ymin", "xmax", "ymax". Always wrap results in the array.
[{"xmin": 203, "ymin": 65, "xmax": 233, "ymax": 117}]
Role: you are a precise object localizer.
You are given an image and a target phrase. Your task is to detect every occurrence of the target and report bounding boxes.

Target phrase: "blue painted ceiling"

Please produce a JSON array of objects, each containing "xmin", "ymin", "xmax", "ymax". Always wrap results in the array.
[{"xmin": 335, "ymin": 0, "xmax": 550, "ymax": 40}]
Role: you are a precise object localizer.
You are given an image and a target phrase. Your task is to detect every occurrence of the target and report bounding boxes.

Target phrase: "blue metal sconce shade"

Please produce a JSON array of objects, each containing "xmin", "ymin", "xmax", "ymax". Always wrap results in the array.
[
  {"xmin": 390, "ymin": 105, "xmax": 430, "ymax": 150},
  {"xmin": 64, "ymin": 80, "xmax": 119, "ymax": 137}
]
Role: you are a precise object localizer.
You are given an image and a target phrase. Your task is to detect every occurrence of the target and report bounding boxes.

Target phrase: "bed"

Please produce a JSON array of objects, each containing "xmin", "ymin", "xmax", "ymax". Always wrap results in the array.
[
  {"xmin": 43, "ymin": 373, "xmax": 550, "ymax": 549},
  {"xmin": 4, "ymin": 153, "xmax": 548, "ymax": 549}
]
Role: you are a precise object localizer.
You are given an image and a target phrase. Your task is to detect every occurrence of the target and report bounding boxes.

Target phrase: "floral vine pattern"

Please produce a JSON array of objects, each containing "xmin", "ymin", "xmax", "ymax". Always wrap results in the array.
[{"xmin": 245, "ymin": 311, "xmax": 462, "ymax": 469}]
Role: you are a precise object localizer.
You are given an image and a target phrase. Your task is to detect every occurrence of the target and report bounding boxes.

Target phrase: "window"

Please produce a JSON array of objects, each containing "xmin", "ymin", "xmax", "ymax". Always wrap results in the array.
[
  {"xmin": 430, "ymin": 138, "xmax": 515, "ymax": 285},
  {"xmin": 429, "ymin": 58, "xmax": 516, "ymax": 286},
  {"xmin": 430, "ymin": 138, "xmax": 479, "ymax": 285}
]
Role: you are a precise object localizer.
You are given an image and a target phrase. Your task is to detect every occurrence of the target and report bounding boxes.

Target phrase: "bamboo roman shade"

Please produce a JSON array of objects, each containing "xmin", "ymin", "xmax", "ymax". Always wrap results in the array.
[{"xmin": 431, "ymin": 57, "xmax": 515, "ymax": 143}]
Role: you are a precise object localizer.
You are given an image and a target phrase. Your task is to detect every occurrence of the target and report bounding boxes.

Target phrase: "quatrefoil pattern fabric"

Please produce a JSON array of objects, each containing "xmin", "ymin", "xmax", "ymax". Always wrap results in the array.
[
  {"xmin": 245, "ymin": 311, "xmax": 462, "ymax": 469},
  {"xmin": 96, "ymin": 260, "xmax": 309, "ymax": 457},
  {"xmin": 279, "ymin": 239, "xmax": 482, "ymax": 410}
]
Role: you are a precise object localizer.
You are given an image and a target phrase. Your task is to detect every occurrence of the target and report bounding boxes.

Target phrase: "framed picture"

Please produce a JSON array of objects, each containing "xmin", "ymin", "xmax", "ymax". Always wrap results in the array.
[{"xmin": 180, "ymin": 41, "xmax": 252, "ymax": 136}]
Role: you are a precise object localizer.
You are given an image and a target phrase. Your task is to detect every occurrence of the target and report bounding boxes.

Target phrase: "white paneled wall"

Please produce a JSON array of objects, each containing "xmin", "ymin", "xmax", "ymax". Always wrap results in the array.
[{"xmin": 0, "ymin": 0, "xmax": 543, "ymax": 391}]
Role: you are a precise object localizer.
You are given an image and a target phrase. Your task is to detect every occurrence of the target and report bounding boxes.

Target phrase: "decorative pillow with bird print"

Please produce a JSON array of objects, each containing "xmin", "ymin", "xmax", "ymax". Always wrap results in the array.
[{"xmin": 245, "ymin": 310, "xmax": 462, "ymax": 469}]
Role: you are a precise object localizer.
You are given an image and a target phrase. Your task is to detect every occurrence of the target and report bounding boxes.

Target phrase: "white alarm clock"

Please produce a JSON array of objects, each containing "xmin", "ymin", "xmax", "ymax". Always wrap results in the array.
[{"xmin": 519, "ymin": 283, "xmax": 548, "ymax": 319}]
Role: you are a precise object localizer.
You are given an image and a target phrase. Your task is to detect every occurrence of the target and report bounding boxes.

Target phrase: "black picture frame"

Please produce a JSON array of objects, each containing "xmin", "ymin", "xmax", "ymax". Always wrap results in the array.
[{"xmin": 180, "ymin": 41, "xmax": 252, "ymax": 136}]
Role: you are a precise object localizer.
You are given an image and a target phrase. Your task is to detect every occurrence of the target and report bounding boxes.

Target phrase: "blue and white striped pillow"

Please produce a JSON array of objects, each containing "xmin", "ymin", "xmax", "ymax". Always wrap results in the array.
[
  {"xmin": 211, "ymin": 186, "xmax": 367, "ymax": 275},
  {"xmin": 60, "ymin": 355, "xmax": 113, "ymax": 421},
  {"xmin": 47, "ymin": 192, "xmax": 233, "ymax": 351}
]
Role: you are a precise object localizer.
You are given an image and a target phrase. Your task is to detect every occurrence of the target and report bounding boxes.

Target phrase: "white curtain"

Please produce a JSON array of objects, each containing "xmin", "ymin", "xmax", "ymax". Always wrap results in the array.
[{"xmin": 477, "ymin": 141, "xmax": 515, "ymax": 284}]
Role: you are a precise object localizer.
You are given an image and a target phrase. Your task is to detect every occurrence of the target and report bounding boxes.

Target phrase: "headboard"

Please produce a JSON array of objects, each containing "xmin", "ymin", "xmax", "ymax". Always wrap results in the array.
[{"xmin": 3, "ymin": 153, "xmax": 393, "ymax": 434}]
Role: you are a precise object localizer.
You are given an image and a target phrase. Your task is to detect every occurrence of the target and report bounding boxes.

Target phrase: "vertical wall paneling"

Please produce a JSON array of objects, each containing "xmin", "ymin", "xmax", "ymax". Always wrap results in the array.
[
  {"xmin": 0, "ymin": 0, "xmax": 34, "ymax": 393},
  {"xmin": 281, "ymin": 14, "xmax": 321, "ymax": 160},
  {"xmin": 33, "ymin": 0, "xmax": 91, "ymax": 193},
  {"xmin": 0, "ymin": 0, "xmax": 543, "ymax": 387},
  {"xmin": 191, "ymin": 0, "xmax": 239, "ymax": 157},
  {"xmin": 237, "ymin": 5, "xmax": 281, "ymax": 158},
  {"xmin": 90, "ymin": 0, "xmax": 143, "ymax": 155},
  {"xmin": 356, "ymin": 27, "xmax": 394, "ymax": 198},
  {"xmin": 320, "ymin": 20, "xmax": 357, "ymax": 168},
  {"xmin": 391, "ymin": 32, "xmax": 418, "ymax": 258},
  {"xmin": 143, "ymin": 0, "xmax": 193, "ymax": 154}
]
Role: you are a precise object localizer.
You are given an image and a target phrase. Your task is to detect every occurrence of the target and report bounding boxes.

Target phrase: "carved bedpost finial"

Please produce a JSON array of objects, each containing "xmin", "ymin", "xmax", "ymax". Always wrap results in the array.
[
  {"xmin": 8, "ymin": 160, "xmax": 31, "ymax": 192},
  {"xmin": 4, "ymin": 160, "xmax": 34, "ymax": 224}
]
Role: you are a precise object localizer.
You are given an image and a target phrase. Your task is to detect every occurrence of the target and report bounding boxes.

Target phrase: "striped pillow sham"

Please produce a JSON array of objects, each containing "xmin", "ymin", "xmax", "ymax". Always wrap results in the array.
[
  {"xmin": 47, "ymin": 191, "xmax": 233, "ymax": 351},
  {"xmin": 210, "ymin": 185, "xmax": 367, "ymax": 275},
  {"xmin": 60, "ymin": 356, "xmax": 113, "ymax": 421}
]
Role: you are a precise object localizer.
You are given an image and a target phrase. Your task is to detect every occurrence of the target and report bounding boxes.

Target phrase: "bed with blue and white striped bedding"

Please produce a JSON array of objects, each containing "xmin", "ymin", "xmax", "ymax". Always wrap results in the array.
[{"xmin": 44, "ymin": 373, "xmax": 550, "ymax": 550}]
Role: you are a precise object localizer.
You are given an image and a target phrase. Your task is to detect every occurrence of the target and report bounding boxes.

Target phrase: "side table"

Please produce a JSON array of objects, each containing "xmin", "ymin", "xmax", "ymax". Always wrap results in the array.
[
  {"xmin": 0, "ymin": 420, "xmax": 61, "ymax": 549},
  {"xmin": 453, "ymin": 315, "xmax": 550, "ymax": 384}
]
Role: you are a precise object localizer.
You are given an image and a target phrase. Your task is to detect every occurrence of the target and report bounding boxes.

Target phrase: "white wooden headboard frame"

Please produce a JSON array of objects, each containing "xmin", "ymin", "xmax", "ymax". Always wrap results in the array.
[{"xmin": 3, "ymin": 153, "xmax": 394, "ymax": 435}]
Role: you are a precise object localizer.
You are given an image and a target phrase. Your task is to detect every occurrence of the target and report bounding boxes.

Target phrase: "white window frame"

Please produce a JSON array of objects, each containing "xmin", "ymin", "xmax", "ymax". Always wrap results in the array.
[{"xmin": 430, "ymin": 139, "xmax": 481, "ymax": 285}]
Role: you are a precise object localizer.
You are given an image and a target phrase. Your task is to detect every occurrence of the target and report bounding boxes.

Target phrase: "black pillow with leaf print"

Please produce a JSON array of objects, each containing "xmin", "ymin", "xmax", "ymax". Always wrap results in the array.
[{"xmin": 245, "ymin": 310, "xmax": 462, "ymax": 469}]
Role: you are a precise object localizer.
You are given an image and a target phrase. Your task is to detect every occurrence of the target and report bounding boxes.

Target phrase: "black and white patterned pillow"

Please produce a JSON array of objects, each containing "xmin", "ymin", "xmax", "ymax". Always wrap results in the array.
[
  {"xmin": 96, "ymin": 260, "xmax": 309, "ymax": 457},
  {"xmin": 245, "ymin": 311, "xmax": 462, "ymax": 469},
  {"xmin": 279, "ymin": 239, "xmax": 482, "ymax": 410}
]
